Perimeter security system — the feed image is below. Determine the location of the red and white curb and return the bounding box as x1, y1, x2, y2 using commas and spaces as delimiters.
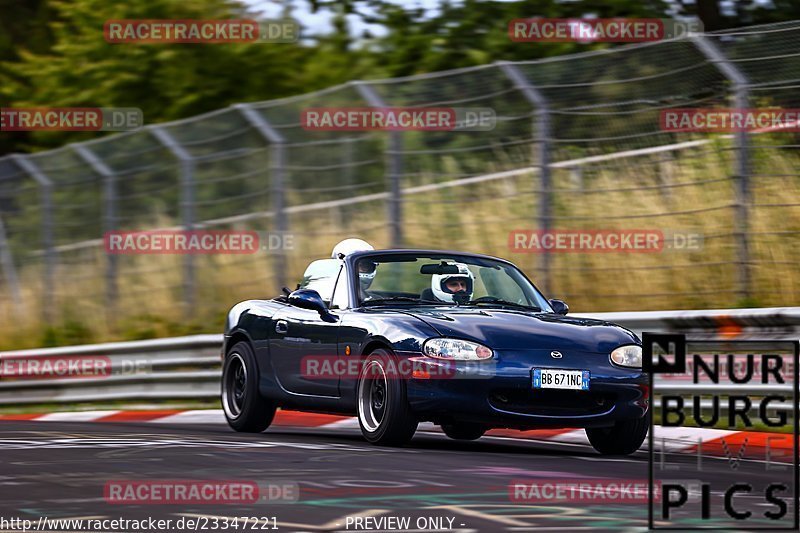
1, 409, 792, 462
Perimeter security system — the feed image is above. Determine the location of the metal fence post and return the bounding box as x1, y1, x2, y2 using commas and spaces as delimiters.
691, 34, 751, 301
74, 144, 118, 313
10, 154, 55, 323
150, 127, 196, 312
353, 82, 403, 248
343, 136, 355, 189
234, 103, 288, 289
498, 62, 553, 294
0, 216, 23, 313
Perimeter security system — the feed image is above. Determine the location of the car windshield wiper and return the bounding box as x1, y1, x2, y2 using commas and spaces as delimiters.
361, 296, 445, 306
466, 297, 541, 311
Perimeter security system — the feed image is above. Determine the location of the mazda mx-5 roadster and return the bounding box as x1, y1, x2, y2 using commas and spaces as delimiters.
221, 239, 649, 454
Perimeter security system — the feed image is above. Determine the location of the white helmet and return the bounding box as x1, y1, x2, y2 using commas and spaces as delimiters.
331, 238, 373, 259
331, 238, 376, 291
431, 262, 474, 303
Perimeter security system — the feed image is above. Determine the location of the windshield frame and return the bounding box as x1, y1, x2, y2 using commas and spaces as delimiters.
345, 250, 554, 312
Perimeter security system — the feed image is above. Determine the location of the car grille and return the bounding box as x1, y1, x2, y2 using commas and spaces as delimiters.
489, 388, 616, 417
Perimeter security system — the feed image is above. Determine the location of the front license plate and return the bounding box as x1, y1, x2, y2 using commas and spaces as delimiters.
533, 369, 590, 390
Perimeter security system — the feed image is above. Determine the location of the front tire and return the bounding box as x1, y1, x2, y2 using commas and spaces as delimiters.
357, 350, 418, 446
585, 414, 649, 455
222, 341, 277, 433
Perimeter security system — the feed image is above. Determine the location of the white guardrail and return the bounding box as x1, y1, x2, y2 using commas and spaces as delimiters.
0, 307, 797, 405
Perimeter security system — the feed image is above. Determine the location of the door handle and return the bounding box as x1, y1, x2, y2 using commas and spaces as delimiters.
275, 320, 289, 334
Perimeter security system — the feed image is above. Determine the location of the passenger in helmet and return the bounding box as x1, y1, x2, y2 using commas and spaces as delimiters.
331, 238, 378, 299
358, 259, 377, 293
431, 263, 474, 304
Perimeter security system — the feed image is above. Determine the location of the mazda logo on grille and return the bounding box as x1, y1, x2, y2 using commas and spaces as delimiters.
550, 351, 563, 358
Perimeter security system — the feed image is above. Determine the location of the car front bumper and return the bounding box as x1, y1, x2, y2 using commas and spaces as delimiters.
400, 349, 648, 429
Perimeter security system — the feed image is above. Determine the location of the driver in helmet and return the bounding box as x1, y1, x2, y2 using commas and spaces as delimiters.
431, 263, 474, 304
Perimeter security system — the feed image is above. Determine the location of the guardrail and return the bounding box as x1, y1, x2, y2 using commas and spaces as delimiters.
0, 308, 797, 405
0, 335, 222, 405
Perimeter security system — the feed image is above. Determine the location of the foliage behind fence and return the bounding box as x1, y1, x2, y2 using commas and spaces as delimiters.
1, 21, 799, 347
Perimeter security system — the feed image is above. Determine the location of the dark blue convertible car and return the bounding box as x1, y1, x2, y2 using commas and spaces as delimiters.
221, 241, 648, 455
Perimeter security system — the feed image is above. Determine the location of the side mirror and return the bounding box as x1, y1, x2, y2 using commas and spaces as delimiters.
289, 289, 327, 313
288, 289, 337, 321
549, 299, 569, 315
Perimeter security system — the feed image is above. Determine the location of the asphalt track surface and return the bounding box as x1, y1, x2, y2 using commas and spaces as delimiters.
0, 420, 795, 532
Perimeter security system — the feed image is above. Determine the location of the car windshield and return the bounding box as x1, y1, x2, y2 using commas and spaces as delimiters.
354, 253, 553, 312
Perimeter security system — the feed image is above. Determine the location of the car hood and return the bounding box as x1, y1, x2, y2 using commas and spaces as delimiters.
400, 306, 639, 353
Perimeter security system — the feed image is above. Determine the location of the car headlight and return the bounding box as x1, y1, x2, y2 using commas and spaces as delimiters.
423, 338, 493, 361
610, 345, 642, 368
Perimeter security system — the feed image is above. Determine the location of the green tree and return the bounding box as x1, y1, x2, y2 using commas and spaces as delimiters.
311, 0, 670, 77
0, 0, 320, 152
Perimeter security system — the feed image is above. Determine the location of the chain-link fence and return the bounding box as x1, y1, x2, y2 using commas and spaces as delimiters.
1, 21, 799, 342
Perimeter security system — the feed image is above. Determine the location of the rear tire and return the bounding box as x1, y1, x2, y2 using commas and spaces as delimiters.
442, 423, 486, 441
222, 341, 277, 433
357, 349, 418, 446
585, 413, 649, 455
